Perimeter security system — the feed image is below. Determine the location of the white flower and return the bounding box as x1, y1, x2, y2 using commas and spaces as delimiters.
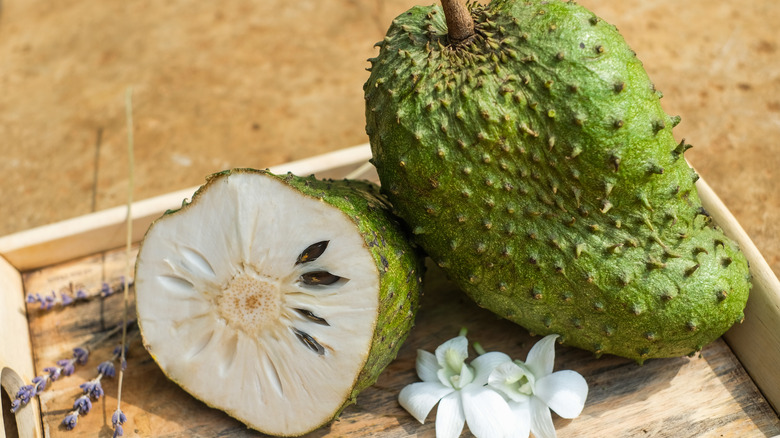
398, 334, 519, 438
488, 335, 588, 438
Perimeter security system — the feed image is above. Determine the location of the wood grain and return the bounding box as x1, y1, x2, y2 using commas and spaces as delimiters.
22, 254, 780, 437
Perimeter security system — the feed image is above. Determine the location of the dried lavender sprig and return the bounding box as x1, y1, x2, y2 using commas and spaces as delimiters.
113, 86, 136, 438
26, 291, 57, 310
112, 408, 127, 437
62, 390, 95, 430
58, 309, 133, 429
26, 280, 133, 312
9, 347, 90, 413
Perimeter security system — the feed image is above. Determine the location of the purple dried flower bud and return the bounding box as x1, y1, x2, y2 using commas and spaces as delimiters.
80, 380, 104, 400
26, 294, 37, 304
41, 292, 56, 310
57, 359, 76, 377
112, 345, 128, 357
73, 347, 89, 364
61, 292, 74, 306
76, 288, 88, 299
112, 408, 127, 437
10, 398, 22, 413
62, 412, 79, 430
31, 376, 48, 393
112, 409, 127, 427
98, 360, 116, 378
73, 395, 92, 415
101, 282, 112, 296
16, 385, 35, 403
44, 366, 62, 381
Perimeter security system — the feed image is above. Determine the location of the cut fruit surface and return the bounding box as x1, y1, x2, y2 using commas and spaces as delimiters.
135, 169, 424, 436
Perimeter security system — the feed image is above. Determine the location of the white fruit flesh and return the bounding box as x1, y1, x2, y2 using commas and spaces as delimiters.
135, 172, 380, 435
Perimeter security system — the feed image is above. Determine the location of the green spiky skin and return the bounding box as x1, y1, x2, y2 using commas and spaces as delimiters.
364, 0, 750, 362
151, 169, 425, 430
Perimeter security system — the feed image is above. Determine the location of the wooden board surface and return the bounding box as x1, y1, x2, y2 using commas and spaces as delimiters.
22, 250, 780, 437
0, 255, 43, 438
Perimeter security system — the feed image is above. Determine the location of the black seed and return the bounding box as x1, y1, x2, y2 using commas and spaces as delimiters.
293, 328, 325, 355
295, 308, 330, 326
296, 241, 329, 265
300, 271, 342, 286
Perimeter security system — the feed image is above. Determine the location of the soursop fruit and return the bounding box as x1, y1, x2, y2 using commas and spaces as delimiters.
364, 0, 750, 362
134, 169, 424, 436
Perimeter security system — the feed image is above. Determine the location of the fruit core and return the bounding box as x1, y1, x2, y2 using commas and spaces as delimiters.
217, 271, 282, 334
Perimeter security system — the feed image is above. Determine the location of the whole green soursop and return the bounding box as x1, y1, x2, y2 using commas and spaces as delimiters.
364, 0, 750, 362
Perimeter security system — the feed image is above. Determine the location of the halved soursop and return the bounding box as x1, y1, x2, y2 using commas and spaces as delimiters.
364, 0, 751, 362
134, 168, 424, 436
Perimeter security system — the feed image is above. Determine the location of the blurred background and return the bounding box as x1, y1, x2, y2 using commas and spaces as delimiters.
0, 0, 778, 277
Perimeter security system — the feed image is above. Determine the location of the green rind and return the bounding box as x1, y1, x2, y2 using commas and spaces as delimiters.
270, 171, 425, 409
137, 169, 424, 435
364, 0, 750, 361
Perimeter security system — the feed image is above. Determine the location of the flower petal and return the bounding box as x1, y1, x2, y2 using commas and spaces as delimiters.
435, 391, 466, 438
488, 361, 531, 402
508, 397, 532, 438
530, 396, 557, 438
471, 351, 512, 385
461, 385, 516, 438
534, 370, 588, 419
436, 336, 469, 368
525, 334, 559, 378
436, 336, 470, 387
417, 349, 441, 382
398, 382, 454, 424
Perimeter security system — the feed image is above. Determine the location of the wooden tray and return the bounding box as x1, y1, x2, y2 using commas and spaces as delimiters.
1, 144, 779, 437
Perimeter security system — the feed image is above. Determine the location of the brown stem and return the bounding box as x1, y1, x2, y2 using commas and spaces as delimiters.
441, 0, 475, 44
